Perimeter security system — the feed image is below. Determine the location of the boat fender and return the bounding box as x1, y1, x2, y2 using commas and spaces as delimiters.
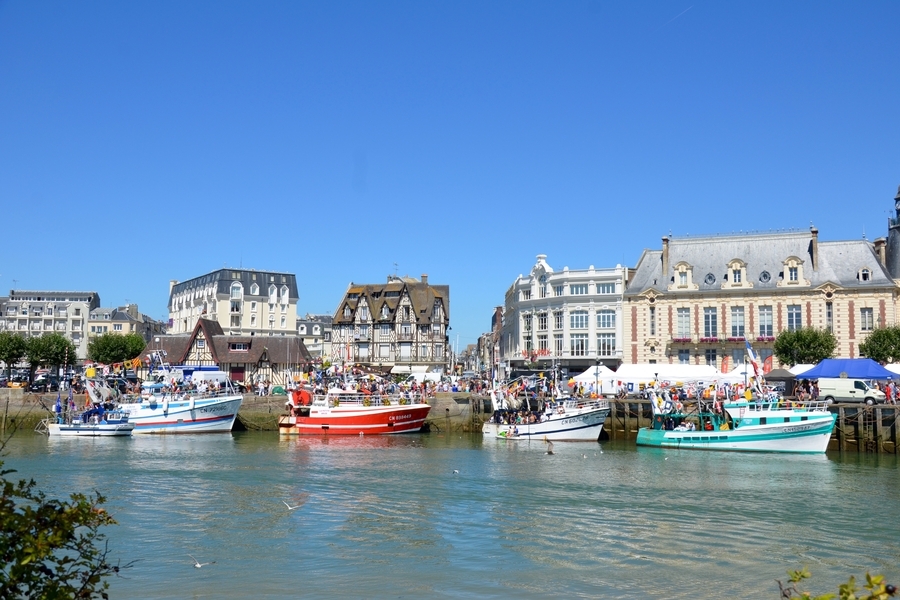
162, 396, 169, 415
363, 398, 370, 407
189, 395, 195, 411
383, 398, 390, 406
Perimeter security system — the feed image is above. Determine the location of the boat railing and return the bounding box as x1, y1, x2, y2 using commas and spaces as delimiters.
728, 398, 830, 413
317, 391, 425, 407
133, 387, 239, 404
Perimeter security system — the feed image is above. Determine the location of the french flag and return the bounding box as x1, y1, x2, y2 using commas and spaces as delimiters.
745, 340, 761, 378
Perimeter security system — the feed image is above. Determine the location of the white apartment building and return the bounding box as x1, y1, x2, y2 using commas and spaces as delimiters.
499, 255, 629, 378
0, 290, 101, 360
168, 269, 299, 336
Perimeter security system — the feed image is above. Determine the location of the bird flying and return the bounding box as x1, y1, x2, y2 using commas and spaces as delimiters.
189, 555, 216, 568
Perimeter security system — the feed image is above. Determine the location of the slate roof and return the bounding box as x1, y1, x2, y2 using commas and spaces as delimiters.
333, 277, 450, 325
626, 230, 894, 295
169, 268, 299, 304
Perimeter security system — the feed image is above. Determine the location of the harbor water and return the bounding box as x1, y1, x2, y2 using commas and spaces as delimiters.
3, 432, 899, 599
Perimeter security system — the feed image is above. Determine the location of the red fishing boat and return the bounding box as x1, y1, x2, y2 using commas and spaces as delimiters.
277, 388, 432, 435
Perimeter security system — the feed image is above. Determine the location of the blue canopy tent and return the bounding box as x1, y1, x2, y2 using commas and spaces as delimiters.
795, 358, 896, 380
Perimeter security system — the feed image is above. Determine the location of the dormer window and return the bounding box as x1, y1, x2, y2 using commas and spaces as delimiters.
670, 262, 698, 291
250, 283, 259, 295
724, 259, 750, 289
343, 306, 351, 318
859, 268, 871, 282
779, 257, 807, 287
732, 269, 742, 283
381, 305, 389, 318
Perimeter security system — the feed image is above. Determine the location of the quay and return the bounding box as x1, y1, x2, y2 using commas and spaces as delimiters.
4, 389, 899, 453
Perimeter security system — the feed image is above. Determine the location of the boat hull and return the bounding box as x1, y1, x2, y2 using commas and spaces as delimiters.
119, 395, 243, 434
483, 406, 610, 442
47, 422, 134, 437
635, 415, 835, 453
278, 403, 432, 435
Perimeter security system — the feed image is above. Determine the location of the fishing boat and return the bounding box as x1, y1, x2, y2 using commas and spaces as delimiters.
277, 388, 432, 435
85, 377, 243, 434
484, 398, 610, 442
43, 406, 135, 437
635, 391, 836, 453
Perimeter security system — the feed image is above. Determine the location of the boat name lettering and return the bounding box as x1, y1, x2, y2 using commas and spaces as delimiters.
561, 416, 587, 425
783, 425, 813, 433
388, 414, 412, 421
200, 405, 229, 414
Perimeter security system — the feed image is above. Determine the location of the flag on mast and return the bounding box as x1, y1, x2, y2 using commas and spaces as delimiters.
745, 340, 761, 378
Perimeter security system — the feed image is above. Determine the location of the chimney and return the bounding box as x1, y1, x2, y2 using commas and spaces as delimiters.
421, 274, 428, 285
875, 237, 887, 266
810, 226, 819, 271
169, 280, 178, 294
661, 236, 669, 281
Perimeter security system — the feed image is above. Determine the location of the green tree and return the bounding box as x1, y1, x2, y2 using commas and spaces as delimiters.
858, 326, 900, 364
24, 334, 77, 381
86, 333, 146, 365
0, 332, 28, 378
773, 328, 837, 366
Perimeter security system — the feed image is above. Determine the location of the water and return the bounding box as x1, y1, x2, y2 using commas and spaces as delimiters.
3, 432, 899, 599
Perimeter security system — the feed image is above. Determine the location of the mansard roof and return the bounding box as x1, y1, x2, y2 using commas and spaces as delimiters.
626, 230, 894, 296
169, 268, 299, 304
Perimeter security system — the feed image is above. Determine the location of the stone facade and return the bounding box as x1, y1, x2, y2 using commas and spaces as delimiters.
168, 269, 299, 337
498, 255, 629, 378
623, 226, 899, 369
1, 290, 100, 360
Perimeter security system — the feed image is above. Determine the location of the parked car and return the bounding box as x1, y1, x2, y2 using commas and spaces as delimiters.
29, 376, 60, 393
8, 376, 29, 388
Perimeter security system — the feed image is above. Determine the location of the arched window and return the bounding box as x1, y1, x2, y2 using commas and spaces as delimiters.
268, 285, 277, 303
230, 282, 243, 299
280, 285, 289, 304
250, 283, 259, 295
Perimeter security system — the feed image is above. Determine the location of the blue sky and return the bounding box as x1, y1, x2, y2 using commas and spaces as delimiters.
2, 1, 899, 351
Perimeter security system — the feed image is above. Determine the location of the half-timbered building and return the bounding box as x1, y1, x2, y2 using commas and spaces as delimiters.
330, 274, 450, 374
146, 318, 312, 387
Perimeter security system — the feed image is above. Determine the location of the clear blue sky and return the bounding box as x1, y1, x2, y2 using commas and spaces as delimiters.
2, 1, 899, 351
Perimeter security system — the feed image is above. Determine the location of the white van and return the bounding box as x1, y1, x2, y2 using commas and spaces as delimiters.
817, 378, 885, 405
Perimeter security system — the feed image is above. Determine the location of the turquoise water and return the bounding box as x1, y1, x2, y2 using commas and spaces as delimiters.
3, 432, 899, 599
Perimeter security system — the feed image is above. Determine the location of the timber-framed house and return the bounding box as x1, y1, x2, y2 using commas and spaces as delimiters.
330, 274, 450, 374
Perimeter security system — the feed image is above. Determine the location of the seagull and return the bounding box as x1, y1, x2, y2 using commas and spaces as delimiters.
545, 441, 554, 455
582, 454, 587, 459
188, 554, 215, 568
283, 500, 302, 511
453, 469, 459, 474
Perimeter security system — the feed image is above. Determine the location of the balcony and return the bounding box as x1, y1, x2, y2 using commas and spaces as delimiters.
671, 337, 692, 343
698, 337, 719, 343
398, 332, 414, 341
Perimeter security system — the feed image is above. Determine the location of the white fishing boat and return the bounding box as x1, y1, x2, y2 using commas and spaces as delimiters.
483, 397, 610, 442
44, 406, 134, 437
85, 362, 243, 434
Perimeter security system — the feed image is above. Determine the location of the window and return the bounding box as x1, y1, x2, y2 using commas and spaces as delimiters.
313, 326, 320, 335
649, 307, 656, 336
730, 307, 745, 338
826, 302, 833, 332
570, 334, 588, 356
860, 269, 871, 281
401, 323, 412, 336
597, 283, 615, 294
420, 344, 428, 358
380, 324, 391, 339
539, 285, 547, 298
250, 315, 256, 326
299, 325, 307, 334
230, 343, 249, 351
251, 301, 257, 312
788, 266, 799, 282
231, 315, 240, 327
678, 349, 690, 364
524, 335, 533, 352
787, 305, 802, 331
523, 314, 532, 331
231, 301, 241, 313
521, 289, 532, 300
570, 311, 588, 329
381, 305, 389, 318
358, 343, 369, 358
359, 306, 370, 320
434, 344, 443, 359
344, 306, 351, 318
555, 285, 564, 297
678, 271, 687, 286
703, 307, 717, 338
268, 285, 277, 302
554, 334, 563, 355
538, 313, 548, 331
597, 310, 615, 329
359, 325, 369, 338
197, 339, 205, 348
570, 284, 588, 295
250, 283, 259, 295
379, 344, 390, 358
705, 349, 717, 366
597, 333, 615, 356
231, 283, 243, 299
759, 306, 773, 337
281, 316, 286, 329
280, 285, 289, 303
538, 334, 548, 352
554, 311, 564, 330
861, 307, 874, 332
732, 269, 742, 283
113, 324, 122, 332
676, 308, 690, 338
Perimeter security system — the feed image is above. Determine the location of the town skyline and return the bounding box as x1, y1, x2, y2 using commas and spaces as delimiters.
2, 2, 899, 349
